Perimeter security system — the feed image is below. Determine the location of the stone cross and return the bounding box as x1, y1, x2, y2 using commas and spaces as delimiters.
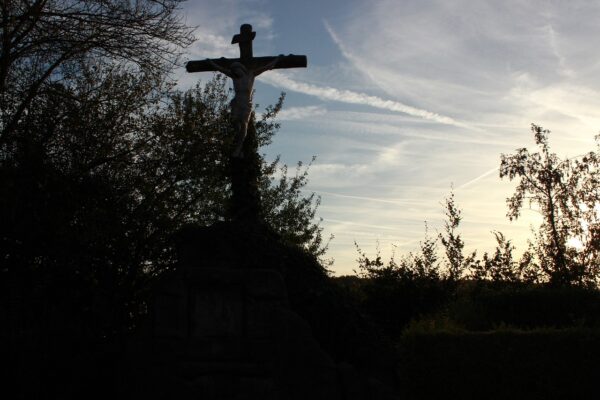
186, 24, 307, 158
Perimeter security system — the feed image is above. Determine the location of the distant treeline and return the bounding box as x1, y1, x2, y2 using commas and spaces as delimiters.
354, 125, 600, 290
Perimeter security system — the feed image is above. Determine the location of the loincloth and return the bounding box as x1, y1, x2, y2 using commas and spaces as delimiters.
230, 98, 252, 122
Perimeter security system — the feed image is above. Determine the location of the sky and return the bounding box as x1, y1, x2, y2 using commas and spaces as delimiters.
177, 0, 600, 275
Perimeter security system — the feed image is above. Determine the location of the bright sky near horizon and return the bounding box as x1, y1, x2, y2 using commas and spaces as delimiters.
177, 0, 600, 275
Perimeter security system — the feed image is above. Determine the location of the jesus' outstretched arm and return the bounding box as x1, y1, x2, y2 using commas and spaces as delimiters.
253, 55, 282, 76
206, 59, 232, 77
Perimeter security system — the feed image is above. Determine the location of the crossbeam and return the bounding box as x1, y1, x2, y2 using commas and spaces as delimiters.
186, 55, 307, 73
185, 23, 307, 73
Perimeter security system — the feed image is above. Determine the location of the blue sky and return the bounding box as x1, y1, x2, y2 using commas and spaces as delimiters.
177, 0, 600, 275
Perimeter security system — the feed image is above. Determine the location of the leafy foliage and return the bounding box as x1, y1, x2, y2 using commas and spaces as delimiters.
0, 0, 193, 140
2, 68, 329, 342
2, 65, 177, 336
500, 124, 600, 286
470, 232, 539, 284
261, 157, 332, 265
354, 228, 451, 338
439, 190, 479, 282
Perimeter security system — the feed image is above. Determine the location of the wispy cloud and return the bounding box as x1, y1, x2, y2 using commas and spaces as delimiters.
323, 20, 382, 87
458, 167, 499, 189
261, 71, 468, 127
304, 188, 427, 206
323, 218, 403, 232
182, 0, 275, 61
329, 0, 600, 130
278, 105, 327, 121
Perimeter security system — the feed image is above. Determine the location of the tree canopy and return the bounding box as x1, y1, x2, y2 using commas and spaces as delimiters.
0, 0, 193, 141
1, 70, 328, 337
500, 124, 600, 286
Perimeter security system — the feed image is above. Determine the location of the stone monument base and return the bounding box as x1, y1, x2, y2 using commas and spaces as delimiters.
126, 268, 351, 400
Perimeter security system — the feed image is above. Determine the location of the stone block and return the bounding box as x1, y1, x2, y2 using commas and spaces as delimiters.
145, 267, 360, 399
191, 289, 243, 338
153, 281, 187, 339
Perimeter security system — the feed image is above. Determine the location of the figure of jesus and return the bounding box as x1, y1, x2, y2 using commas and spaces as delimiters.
208, 57, 280, 157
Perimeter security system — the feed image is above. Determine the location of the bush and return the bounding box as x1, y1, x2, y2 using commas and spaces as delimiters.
446, 281, 600, 331
397, 328, 600, 399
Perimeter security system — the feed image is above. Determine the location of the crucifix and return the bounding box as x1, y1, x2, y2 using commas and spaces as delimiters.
186, 24, 307, 158
186, 24, 307, 221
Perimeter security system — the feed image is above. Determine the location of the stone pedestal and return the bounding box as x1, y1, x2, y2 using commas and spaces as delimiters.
135, 268, 342, 400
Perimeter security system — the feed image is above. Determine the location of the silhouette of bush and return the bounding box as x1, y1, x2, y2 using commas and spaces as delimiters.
397, 328, 600, 399
446, 281, 600, 331
335, 273, 453, 341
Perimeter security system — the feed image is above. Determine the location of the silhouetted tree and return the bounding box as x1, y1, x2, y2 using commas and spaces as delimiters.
565, 138, 600, 284
1, 64, 173, 338
0, 0, 193, 141
2, 71, 328, 335
261, 157, 331, 264
151, 80, 329, 261
439, 189, 477, 281
470, 231, 539, 283
500, 124, 595, 285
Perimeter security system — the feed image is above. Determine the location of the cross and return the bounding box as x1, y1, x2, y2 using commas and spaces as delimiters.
186, 24, 307, 73
186, 24, 307, 158
185, 24, 307, 221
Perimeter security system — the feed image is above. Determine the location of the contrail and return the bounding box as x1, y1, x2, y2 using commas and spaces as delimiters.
303, 189, 421, 206
260, 71, 467, 128
323, 21, 355, 65
458, 167, 499, 189
323, 218, 400, 231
